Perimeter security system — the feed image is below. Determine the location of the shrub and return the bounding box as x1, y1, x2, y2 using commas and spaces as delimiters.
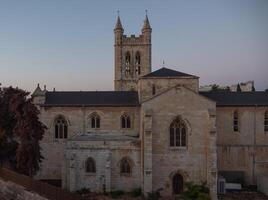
110, 190, 124, 199
131, 187, 142, 197
181, 182, 210, 200
147, 188, 162, 200
76, 187, 91, 195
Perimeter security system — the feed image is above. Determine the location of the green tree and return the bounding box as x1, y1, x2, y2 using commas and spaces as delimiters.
237, 84, 241, 92
181, 182, 210, 200
0, 87, 46, 176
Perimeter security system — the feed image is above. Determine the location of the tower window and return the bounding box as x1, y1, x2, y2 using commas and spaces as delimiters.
233, 111, 239, 132
170, 117, 187, 147
265, 111, 268, 132
121, 114, 131, 129
90, 113, 100, 128
54, 116, 68, 139
135, 52, 141, 75
125, 52, 131, 76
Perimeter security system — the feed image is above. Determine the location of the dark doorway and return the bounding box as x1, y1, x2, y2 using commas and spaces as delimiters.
173, 173, 183, 194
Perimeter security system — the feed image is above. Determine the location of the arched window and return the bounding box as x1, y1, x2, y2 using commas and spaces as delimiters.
135, 51, 141, 75
120, 157, 132, 175
91, 113, 100, 128
85, 157, 96, 173
152, 84, 156, 95
170, 117, 187, 147
54, 116, 68, 139
233, 111, 239, 132
121, 114, 131, 129
265, 111, 268, 132
125, 52, 131, 76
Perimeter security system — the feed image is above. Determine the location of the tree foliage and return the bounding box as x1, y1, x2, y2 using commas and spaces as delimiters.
181, 182, 210, 200
0, 87, 46, 176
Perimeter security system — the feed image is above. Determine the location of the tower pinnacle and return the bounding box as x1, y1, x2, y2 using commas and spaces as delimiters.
142, 10, 151, 30
114, 11, 123, 30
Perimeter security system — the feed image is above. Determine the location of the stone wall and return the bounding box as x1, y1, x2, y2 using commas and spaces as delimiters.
0, 178, 48, 200
66, 139, 141, 192
36, 106, 140, 183
141, 85, 217, 199
216, 107, 268, 185
138, 77, 199, 102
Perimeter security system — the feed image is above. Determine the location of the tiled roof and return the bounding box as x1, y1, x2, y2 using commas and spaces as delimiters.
43, 91, 139, 107
142, 67, 197, 78
200, 91, 268, 106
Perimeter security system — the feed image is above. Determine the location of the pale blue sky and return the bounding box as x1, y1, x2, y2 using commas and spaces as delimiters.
0, 0, 268, 92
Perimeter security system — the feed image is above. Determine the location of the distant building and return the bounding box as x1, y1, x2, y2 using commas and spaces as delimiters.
32, 15, 268, 200
200, 81, 255, 92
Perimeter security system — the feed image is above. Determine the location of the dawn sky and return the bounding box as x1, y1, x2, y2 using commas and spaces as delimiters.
0, 0, 268, 92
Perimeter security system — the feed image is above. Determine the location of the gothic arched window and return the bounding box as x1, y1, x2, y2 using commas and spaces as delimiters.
85, 157, 96, 173
54, 116, 68, 139
265, 111, 268, 132
125, 52, 131, 76
120, 157, 132, 175
233, 111, 239, 132
91, 113, 100, 128
170, 117, 187, 147
135, 51, 141, 75
121, 114, 131, 129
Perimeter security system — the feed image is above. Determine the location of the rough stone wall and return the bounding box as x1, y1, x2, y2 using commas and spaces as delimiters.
0, 178, 48, 200
138, 77, 199, 102
216, 107, 268, 185
141, 85, 217, 199
36, 106, 140, 183
66, 140, 141, 192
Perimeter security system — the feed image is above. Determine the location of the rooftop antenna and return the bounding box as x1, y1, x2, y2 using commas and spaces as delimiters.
162, 60, 165, 67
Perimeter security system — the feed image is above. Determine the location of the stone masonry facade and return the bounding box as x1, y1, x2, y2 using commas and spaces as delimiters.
32, 15, 268, 200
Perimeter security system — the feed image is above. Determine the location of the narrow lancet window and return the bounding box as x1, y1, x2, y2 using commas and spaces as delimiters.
233, 111, 239, 132
265, 111, 268, 132
91, 113, 100, 128
135, 51, 141, 75
120, 157, 131, 175
54, 116, 68, 139
86, 157, 96, 173
121, 114, 131, 129
170, 117, 187, 147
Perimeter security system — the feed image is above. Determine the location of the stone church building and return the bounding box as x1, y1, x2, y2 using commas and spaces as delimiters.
32, 15, 268, 199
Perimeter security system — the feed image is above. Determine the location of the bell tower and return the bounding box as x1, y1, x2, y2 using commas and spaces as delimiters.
114, 13, 152, 91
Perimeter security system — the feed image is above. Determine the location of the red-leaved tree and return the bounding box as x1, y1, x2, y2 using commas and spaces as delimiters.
0, 86, 46, 176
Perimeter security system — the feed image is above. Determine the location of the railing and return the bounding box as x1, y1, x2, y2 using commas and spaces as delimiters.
0, 167, 83, 200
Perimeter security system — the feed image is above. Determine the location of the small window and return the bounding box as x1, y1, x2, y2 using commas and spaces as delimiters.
152, 85, 156, 95
86, 157, 96, 173
121, 114, 131, 129
233, 111, 239, 132
170, 117, 187, 147
125, 52, 131, 76
54, 116, 68, 139
120, 157, 131, 175
91, 113, 100, 128
135, 52, 141, 75
265, 111, 268, 132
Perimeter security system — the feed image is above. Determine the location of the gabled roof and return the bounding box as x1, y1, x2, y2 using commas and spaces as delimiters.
142, 67, 197, 78
200, 91, 268, 106
43, 91, 139, 107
